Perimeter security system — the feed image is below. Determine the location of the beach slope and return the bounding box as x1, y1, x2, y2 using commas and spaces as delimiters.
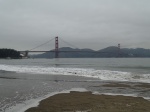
25, 91, 150, 112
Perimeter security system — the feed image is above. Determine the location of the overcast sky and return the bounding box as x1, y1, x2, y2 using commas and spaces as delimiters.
0, 0, 150, 51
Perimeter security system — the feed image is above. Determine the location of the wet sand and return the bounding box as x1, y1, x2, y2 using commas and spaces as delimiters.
25, 91, 150, 112
3, 73, 149, 112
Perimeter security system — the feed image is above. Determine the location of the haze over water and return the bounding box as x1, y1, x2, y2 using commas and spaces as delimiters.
0, 58, 150, 112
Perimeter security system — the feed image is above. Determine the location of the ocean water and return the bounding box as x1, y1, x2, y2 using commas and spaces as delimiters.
0, 58, 150, 112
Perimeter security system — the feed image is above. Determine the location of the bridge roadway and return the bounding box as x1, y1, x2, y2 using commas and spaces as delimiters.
19, 50, 113, 53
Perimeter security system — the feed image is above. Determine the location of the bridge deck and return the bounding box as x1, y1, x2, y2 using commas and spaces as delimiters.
19, 51, 113, 53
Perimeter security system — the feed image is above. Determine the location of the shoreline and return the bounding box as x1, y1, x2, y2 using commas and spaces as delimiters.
5, 88, 150, 112
4, 74, 150, 112
5, 80, 150, 112
6, 88, 87, 112
25, 90, 150, 112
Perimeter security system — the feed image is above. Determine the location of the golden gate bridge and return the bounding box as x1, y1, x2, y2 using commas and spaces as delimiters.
19, 37, 121, 58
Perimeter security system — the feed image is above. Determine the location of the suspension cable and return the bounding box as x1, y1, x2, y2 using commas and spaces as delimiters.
29, 37, 55, 51
59, 37, 79, 49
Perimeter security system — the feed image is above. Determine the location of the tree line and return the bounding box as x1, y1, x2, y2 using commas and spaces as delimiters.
0, 49, 21, 59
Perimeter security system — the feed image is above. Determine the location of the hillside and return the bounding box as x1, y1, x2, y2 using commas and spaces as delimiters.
30, 47, 150, 58
31, 47, 95, 58
0, 49, 21, 59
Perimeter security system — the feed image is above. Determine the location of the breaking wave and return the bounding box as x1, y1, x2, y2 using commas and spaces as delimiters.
0, 64, 150, 83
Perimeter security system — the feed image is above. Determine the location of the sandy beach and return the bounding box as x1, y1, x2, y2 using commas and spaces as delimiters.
25, 82, 150, 112
1, 73, 150, 112
25, 91, 150, 112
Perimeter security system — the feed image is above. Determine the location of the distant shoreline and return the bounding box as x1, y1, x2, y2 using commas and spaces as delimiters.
31, 47, 150, 58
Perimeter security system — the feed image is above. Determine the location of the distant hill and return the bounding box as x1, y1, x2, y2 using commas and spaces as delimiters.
122, 48, 150, 57
30, 47, 150, 58
31, 47, 95, 58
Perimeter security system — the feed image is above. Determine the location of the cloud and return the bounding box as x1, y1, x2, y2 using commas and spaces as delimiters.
0, 0, 150, 50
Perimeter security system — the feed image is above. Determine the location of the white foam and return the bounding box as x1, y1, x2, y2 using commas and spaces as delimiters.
5, 88, 87, 112
0, 64, 150, 83
93, 92, 150, 100
6, 88, 150, 112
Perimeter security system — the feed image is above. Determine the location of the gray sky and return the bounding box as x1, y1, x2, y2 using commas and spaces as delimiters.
0, 0, 150, 51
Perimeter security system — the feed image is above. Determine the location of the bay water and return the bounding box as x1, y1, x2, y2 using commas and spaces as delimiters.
0, 58, 150, 112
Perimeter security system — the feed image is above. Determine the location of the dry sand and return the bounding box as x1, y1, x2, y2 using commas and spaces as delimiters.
25, 91, 150, 112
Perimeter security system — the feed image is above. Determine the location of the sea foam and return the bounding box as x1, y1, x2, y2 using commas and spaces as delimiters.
0, 64, 150, 83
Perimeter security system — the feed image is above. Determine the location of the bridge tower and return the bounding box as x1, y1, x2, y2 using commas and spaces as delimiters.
118, 44, 120, 57
55, 37, 59, 58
